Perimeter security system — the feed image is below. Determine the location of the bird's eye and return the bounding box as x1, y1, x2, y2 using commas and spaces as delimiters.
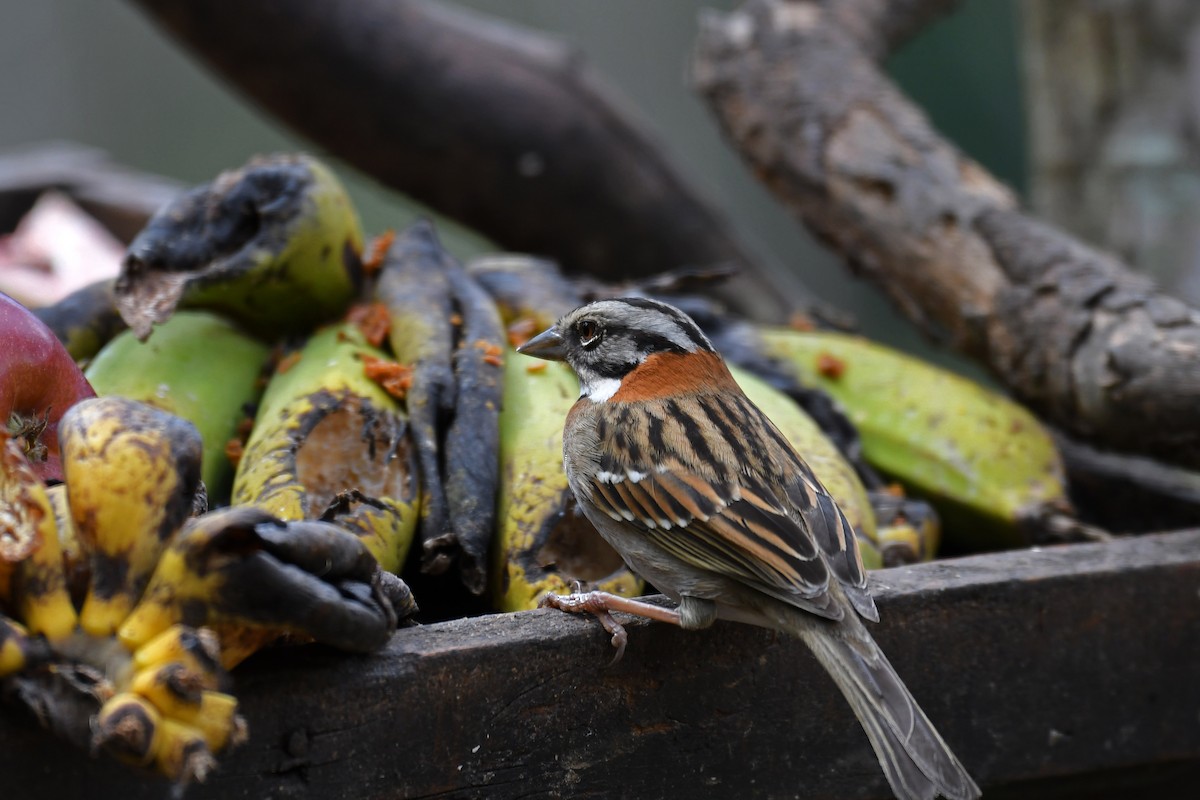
577, 319, 601, 348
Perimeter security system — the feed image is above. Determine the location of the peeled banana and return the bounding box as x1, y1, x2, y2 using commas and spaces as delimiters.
758, 328, 1077, 550
85, 310, 271, 503
232, 322, 418, 574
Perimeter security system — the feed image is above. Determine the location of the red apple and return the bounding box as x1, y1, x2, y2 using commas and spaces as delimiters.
0, 291, 95, 481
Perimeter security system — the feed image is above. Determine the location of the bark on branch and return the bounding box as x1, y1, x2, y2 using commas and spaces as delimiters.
694, 0, 1200, 469
125, 0, 811, 319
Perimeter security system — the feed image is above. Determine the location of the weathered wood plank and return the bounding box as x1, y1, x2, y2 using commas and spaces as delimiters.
3, 531, 1198, 798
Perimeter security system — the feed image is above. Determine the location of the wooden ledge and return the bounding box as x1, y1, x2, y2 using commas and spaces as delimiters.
3, 531, 1198, 798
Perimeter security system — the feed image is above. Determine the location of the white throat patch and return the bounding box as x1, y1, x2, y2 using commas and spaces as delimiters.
581, 377, 621, 402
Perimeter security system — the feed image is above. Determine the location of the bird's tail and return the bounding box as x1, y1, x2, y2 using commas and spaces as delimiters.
796, 618, 981, 800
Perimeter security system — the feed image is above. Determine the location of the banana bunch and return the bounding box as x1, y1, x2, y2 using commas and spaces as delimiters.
1, 395, 413, 785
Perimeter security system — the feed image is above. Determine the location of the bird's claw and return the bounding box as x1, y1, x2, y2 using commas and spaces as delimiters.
540, 589, 628, 665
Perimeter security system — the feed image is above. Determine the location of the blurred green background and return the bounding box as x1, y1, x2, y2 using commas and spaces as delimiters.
0, 0, 1024, 353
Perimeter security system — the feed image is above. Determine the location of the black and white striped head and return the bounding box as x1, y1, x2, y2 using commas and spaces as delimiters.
517, 298, 717, 401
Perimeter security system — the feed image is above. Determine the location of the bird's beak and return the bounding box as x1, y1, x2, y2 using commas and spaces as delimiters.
516, 326, 567, 361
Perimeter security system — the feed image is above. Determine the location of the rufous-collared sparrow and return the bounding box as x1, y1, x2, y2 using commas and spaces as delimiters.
517, 297, 980, 800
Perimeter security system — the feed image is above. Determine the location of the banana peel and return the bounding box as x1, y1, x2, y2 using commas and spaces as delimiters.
494, 347, 642, 612
232, 322, 418, 574
439, 258, 504, 594
374, 221, 457, 573
116, 153, 365, 340
58, 396, 203, 637
759, 328, 1078, 550
85, 310, 271, 503
0, 432, 78, 640
729, 366, 884, 571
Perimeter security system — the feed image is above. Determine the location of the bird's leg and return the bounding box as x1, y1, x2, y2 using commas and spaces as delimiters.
539, 589, 682, 664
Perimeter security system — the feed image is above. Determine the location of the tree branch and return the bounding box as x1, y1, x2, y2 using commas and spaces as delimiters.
694, 0, 1200, 469
125, 0, 814, 319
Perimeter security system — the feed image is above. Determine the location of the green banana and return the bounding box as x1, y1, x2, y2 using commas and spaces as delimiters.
58, 396, 203, 636
116, 153, 365, 340
231, 322, 418, 574
493, 347, 643, 612
758, 328, 1077, 550
119, 506, 410, 668
85, 311, 271, 503
729, 366, 883, 571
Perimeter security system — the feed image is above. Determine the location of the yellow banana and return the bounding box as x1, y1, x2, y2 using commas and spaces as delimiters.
59, 396, 203, 636
120, 506, 408, 668
117, 153, 365, 340
1, 616, 50, 677
729, 366, 883, 571
0, 433, 78, 640
758, 328, 1077, 550
232, 322, 418, 573
85, 310, 271, 503
130, 662, 245, 752
93, 692, 217, 783
493, 345, 643, 612
131, 624, 223, 688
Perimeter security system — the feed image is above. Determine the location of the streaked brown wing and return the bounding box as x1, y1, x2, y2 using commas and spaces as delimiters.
587, 391, 878, 621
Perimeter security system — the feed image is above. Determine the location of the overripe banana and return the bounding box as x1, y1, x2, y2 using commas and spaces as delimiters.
58, 396, 203, 636
493, 346, 643, 611
93, 692, 218, 783
85, 310, 271, 503
119, 507, 410, 668
232, 322, 418, 574
374, 221, 457, 574
758, 328, 1081, 550
0, 616, 50, 677
117, 153, 365, 340
439, 255, 504, 595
